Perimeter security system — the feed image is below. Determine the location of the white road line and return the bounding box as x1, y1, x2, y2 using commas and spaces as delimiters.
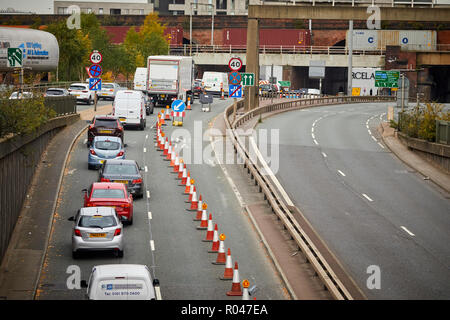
362, 193, 373, 202
313, 139, 319, 145
145, 166, 148, 172
372, 136, 377, 142
150, 240, 155, 251
338, 170, 346, 177
143, 147, 147, 153
84, 139, 87, 144
378, 142, 385, 149
401, 226, 415, 237
147, 190, 150, 199
148, 211, 152, 220
145, 134, 148, 139
368, 129, 372, 135
321, 152, 327, 158
311, 133, 315, 139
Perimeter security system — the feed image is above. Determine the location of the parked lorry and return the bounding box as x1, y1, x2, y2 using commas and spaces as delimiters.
146, 56, 193, 107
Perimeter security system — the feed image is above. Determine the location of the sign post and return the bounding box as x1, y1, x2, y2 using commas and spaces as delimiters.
89, 50, 102, 111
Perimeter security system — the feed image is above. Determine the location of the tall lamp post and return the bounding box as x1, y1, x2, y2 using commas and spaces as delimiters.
190, 2, 214, 56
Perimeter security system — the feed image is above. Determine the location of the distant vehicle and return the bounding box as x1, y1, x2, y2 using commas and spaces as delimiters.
68, 83, 96, 105
44, 88, 69, 97
143, 93, 154, 115
87, 115, 124, 148
307, 88, 321, 96
83, 182, 134, 225
9, 91, 33, 99
98, 159, 144, 198
88, 136, 125, 170
98, 83, 120, 101
133, 67, 147, 92
202, 72, 228, 97
192, 79, 204, 98
81, 264, 161, 300
113, 90, 146, 130
147, 55, 193, 107
68, 207, 124, 259
259, 84, 277, 94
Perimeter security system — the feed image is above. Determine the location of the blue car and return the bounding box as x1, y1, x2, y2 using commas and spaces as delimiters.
88, 136, 125, 170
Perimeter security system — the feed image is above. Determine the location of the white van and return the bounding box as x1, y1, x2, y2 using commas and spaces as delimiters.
81, 264, 161, 300
134, 67, 147, 91
202, 71, 229, 96
113, 90, 146, 130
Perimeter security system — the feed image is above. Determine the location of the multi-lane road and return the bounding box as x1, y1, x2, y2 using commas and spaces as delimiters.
257, 102, 450, 299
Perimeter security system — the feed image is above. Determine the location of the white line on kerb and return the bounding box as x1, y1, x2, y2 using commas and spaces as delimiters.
148, 211, 152, 220
401, 226, 415, 237
362, 193, 373, 202
150, 240, 155, 251
338, 170, 346, 177
146, 190, 150, 199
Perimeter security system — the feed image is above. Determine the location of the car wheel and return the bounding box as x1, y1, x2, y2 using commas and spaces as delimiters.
72, 251, 80, 259
88, 164, 94, 170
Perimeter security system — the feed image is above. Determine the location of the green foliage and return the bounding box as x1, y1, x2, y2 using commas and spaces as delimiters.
0, 91, 56, 139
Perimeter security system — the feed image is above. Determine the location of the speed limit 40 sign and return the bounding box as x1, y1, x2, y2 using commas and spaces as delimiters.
228, 57, 243, 72
90, 50, 103, 64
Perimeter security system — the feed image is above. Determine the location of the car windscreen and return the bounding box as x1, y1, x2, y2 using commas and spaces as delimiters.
95, 140, 120, 150
79, 215, 117, 228
102, 84, 114, 89
94, 119, 118, 128
92, 188, 126, 199
69, 85, 86, 90
46, 89, 64, 95
104, 164, 138, 175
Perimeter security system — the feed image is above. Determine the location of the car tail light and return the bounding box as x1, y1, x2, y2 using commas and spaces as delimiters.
116, 151, 124, 157
121, 203, 130, 208
109, 89, 113, 92
74, 229, 82, 237
100, 178, 110, 182
114, 228, 122, 236
82, 90, 88, 93
132, 178, 142, 184
90, 149, 96, 155
86, 203, 94, 207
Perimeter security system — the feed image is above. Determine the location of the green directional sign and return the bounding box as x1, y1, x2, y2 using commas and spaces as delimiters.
375, 70, 399, 88
241, 72, 255, 86
7, 48, 23, 68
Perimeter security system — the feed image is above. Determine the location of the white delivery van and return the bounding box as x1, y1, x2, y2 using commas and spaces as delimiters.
202, 72, 229, 96
134, 67, 147, 92
81, 264, 161, 300
113, 90, 146, 130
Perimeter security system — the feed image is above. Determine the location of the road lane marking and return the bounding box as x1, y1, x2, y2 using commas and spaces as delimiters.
84, 139, 87, 145
143, 147, 147, 153
368, 129, 372, 135
371, 136, 377, 142
321, 152, 327, 158
148, 211, 152, 220
145, 166, 148, 172
378, 142, 385, 149
362, 193, 373, 202
311, 133, 315, 139
338, 170, 346, 177
150, 240, 155, 251
145, 134, 148, 139
147, 190, 150, 199
401, 226, 415, 237
313, 139, 319, 145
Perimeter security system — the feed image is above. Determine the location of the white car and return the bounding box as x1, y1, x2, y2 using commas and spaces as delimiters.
81, 264, 161, 300
9, 91, 33, 99
68, 83, 96, 105
98, 83, 120, 101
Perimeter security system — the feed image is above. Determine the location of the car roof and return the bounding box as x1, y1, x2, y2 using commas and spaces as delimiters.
46, 87, 66, 90
80, 207, 116, 216
70, 83, 88, 87
92, 264, 151, 279
104, 159, 137, 166
92, 182, 126, 190
93, 136, 122, 142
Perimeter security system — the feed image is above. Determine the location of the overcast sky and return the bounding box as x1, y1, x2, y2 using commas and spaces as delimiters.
0, 0, 149, 14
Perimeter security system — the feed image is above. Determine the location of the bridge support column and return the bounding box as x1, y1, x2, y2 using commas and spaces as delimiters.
245, 18, 259, 111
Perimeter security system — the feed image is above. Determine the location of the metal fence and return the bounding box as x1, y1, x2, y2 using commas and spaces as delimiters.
44, 96, 77, 117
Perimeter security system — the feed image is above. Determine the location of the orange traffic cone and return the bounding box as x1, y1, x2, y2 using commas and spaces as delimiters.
172, 154, 179, 171
169, 149, 176, 165
212, 234, 226, 265
165, 105, 171, 121
184, 178, 193, 194
195, 201, 206, 221
163, 138, 169, 157
221, 88, 225, 100
160, 111, 166, 126
242, 280, 250, 300
202, 213, 214, 241
196, 195, 203, 215
187, 97, 191, 110
180, 170, 190, 186
187, 186, 196, 202
208, 224, 219, 253
220, 248, 233, 280
226, 262, 243, 296
188, 190, 198, 211
177, 163, 186, 179
197, 211, 209, 230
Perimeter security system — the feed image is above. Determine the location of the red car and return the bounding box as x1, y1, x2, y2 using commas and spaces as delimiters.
87, 115, 124, 147
83, 182, 134, 225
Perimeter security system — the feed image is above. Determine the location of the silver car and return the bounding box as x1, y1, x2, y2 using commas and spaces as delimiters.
69, 207, 124, 259
98, 83, 120, 100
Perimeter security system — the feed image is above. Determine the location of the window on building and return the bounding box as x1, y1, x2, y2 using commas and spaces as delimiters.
99, 8, 103, 14
87, 8, 92, 13
139, 9, 144, 14
123, 9, 129, 14
57, 7, 67, 14
110, 8, 121, 15
216, 0, 226, 10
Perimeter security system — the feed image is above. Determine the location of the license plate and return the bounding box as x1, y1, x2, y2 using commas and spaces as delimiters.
119, 118, 126, 122
75, 94, 80, 97
99, 130, 112, 133
99, 160, 105, 164
89, 233, 106, 238
101, 93, 108, 96
115, 180, 128, 184
161, 95, 165, 98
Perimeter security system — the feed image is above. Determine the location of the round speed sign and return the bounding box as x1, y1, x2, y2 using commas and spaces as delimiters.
90, 50, 103, 64
228, 57, 243, 72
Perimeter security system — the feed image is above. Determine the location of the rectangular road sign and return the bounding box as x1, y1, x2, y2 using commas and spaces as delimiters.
375, 70, 399, 88
89, 78, 102, 91
229, 85, 242, 98
7, 48, 23, 68
241, 73, 255, 86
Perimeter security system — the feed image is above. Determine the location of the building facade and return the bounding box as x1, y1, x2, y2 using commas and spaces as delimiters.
53, 1, 154, 15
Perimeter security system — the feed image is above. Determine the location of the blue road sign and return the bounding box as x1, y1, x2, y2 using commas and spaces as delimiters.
89, 78, 102, 91
228, 71, 241, 85
171, 99, 186, 113
229, 85, 242, 98
89, 64, 102, 78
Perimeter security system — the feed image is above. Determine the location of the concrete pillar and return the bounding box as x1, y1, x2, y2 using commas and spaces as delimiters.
245, 18, 259, 111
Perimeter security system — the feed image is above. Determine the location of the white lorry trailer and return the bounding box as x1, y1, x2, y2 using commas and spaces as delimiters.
146, 56, 193, 107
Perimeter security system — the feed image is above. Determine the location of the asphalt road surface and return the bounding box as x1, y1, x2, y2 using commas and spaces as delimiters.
256, 102, 450, 299
36, 97, 287, 300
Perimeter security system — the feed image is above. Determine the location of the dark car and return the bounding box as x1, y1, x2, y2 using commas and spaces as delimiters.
98, 159, 144, 198
193, 80, 204, 98
143, 93, 154, 115
87, 115, 124, 147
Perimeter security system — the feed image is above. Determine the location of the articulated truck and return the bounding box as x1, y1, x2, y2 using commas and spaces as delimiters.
146, 56, 194, 108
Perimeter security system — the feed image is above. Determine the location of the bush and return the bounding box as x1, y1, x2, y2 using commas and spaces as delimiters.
0, 90, 56, 139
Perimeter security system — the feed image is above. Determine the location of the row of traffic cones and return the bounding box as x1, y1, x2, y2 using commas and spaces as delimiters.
154, 119, 252, 299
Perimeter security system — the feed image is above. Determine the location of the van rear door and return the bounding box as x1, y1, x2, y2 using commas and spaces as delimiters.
96, 278, 151, 300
